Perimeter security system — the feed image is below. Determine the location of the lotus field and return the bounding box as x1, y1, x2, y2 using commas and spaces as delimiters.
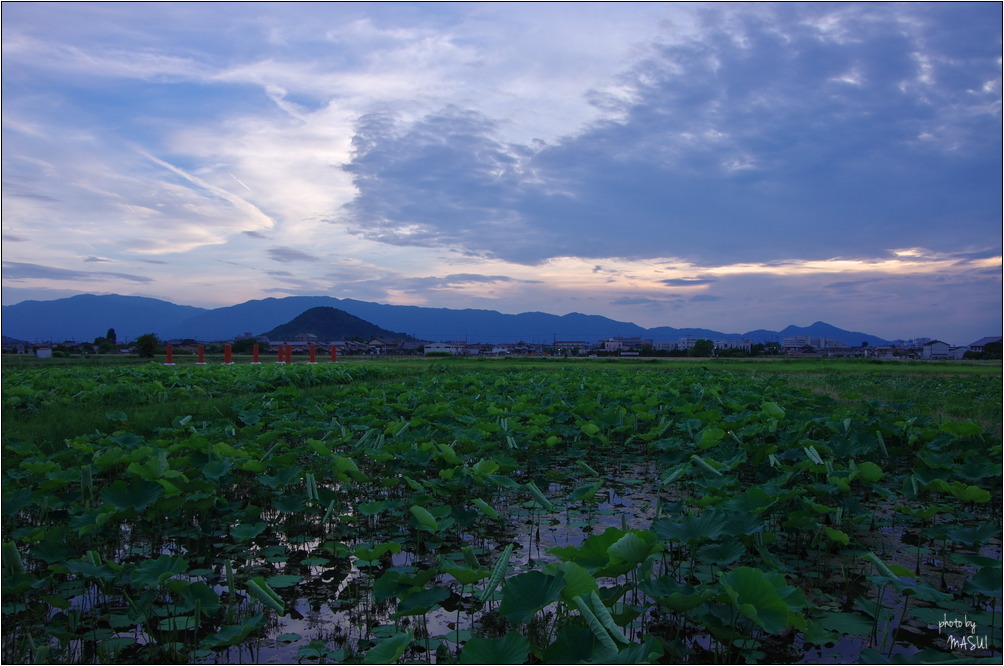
2, 359, 1001, 664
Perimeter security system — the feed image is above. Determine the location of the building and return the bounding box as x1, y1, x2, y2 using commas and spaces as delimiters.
715, 339, 753, 352
602, 336, 652, 351
553, 341, 590, 351
424, 342, 462, 355
968, 337, 1002, 354
782, 336, 847, 350
920, 340, 951, 360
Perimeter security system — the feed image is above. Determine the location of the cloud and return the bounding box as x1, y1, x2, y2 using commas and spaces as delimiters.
340, 4, 1000, 266
396, 273, 539, 292
2, 261, 154, 283
267, 246, 322, 263
661, 278, 715, 286
0, 3, 998, 345
610, 296, 678, 306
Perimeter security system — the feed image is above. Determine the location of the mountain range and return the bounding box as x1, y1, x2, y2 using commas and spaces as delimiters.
0, 293, 893, 347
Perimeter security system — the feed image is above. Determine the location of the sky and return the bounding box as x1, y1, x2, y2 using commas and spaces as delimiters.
2, 2, 1001, 345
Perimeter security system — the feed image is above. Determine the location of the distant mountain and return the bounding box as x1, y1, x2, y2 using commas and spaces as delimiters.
771, 321, 890, 348
1, 293, 895, 347
263, 307, 417, 342
0, 294, 207, 343
161, 296, 655, 343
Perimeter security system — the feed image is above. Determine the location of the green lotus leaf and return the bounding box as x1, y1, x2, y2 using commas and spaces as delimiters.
130, 555, 188, 587
202, 459, 233, 481
157, 615, 197, 631
652, 510, 728, 545
549, 527, 627, 573
607, 530, 660, 567
719, 566, 805, 635
498, 571, 566, 625
410, 504, 439, 531
100, 479, 163, 511
273, 494, 306, 513
231, 521, 266, 542
362, 630, 413, 664
265, 574, 303, 589
568, 481, 603, 503
697, 540, 746, 566
546, 561, 598, 603
200, 614, 265, 649
460, 632, 530, 665
395, 586, 450, 617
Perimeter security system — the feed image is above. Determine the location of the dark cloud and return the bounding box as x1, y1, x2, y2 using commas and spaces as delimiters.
242, 230, 270, 239
82, 256, 112, 263
267, 246, 322, 263
661, 278, 715, 286
2, 261, 154, 283
610, 296, 678, 306
340, 5, 1000, 266
342, 107, 543, 259
689, 294, 721, 302
2, 234, 28, 242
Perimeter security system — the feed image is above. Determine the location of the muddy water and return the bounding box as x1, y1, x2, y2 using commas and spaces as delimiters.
194, 458, 1000, 665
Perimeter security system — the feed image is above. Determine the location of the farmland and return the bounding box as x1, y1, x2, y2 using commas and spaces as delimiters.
2, 357, 1001, 664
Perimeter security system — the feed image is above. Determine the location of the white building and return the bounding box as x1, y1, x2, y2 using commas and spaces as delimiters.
920, 340, 951, 360
782, 336, 847, 349
715, 339, 753, 352
602, 336, 652, 351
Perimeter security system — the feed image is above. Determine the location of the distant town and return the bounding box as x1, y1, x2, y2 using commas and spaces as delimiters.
7, 332, 1001, 361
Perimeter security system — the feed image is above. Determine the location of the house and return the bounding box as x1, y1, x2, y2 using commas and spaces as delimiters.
967, 337, 1002, 354
920, 340, 951, 360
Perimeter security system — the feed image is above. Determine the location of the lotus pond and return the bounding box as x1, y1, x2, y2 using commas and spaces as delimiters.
2, 360, 1001, 664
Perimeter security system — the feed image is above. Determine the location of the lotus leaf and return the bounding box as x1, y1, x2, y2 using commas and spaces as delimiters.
361, 630, 413, 665
719, 566, 806, 634
498, 571, 566, 625
100, 479, 163, 512
459, 631, 530, 665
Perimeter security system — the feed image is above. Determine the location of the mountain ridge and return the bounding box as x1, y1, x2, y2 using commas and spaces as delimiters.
1, 293, 895, 346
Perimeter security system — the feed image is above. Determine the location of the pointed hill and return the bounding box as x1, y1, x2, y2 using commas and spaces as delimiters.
262, 307, 417, 342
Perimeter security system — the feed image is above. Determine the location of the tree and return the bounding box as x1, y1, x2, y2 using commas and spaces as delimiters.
106, 328, 117, 345
93, 335, 116, 354
134, 333, 160, 358
231, 338, 256, 354
688, 339, 715, 357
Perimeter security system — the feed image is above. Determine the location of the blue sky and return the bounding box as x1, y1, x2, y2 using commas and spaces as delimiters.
2, 2, 1000, 344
